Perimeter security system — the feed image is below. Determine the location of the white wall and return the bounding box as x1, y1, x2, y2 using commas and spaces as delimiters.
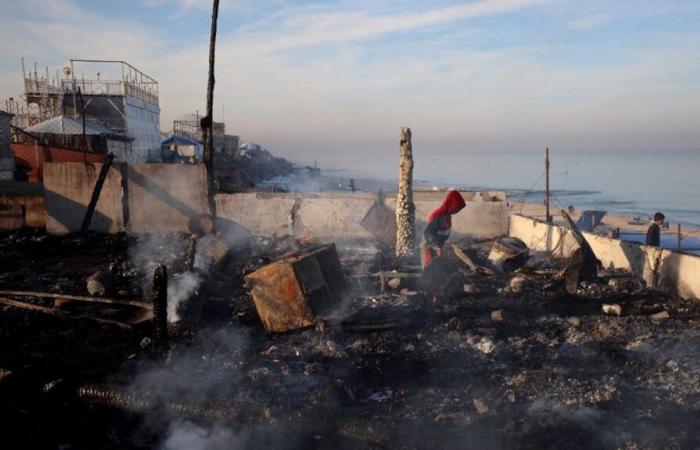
44, 162, 124, 234
214, 191, 508, 241
509, 214, 700, 300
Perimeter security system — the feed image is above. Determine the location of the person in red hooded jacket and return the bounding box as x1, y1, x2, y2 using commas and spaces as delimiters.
422, 190, 466, 268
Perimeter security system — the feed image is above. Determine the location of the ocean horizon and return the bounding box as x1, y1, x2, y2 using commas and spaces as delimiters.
313, 148, 700, 230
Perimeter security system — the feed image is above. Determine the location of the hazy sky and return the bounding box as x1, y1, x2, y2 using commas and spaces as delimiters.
1, 0, 699, 165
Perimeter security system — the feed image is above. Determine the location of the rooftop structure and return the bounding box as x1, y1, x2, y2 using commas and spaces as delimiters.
3, 59, 161, 163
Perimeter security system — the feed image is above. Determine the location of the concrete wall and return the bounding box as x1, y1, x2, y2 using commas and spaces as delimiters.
0, 112, 14, 180
127, 164, 209, 233
44, 162, 124, 234
509, 214, 700, 300
215, 191, 508, 241
0, 183, 45, 229
44, 163, 209, 234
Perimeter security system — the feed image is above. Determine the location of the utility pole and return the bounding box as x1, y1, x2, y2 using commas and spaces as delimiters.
203, 0, 220, 209
545, 147, 551, 223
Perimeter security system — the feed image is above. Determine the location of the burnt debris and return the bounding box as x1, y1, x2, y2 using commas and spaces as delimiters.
1, 229, 699, 449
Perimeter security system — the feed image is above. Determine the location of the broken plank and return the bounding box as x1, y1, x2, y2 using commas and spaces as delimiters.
0, 297, 55, 315
0, 290, 152, 310
450, 244, 496, 275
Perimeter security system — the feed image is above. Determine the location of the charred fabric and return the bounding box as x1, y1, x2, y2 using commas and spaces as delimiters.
1, 220, 700, 449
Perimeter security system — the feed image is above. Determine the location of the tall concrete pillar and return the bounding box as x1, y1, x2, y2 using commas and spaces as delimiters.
396, 127, 415, 257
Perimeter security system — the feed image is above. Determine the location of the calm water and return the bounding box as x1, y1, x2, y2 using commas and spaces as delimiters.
320, 149, 700, 229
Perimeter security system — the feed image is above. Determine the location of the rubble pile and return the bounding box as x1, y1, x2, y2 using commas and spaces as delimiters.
1, 230, 700, 449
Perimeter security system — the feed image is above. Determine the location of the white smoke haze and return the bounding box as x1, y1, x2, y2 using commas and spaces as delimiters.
128, 222, 251, 323
129, 325, 250, 402
128, 233, 195, 323
161, 421, 238, 450
167, 271, 202, 323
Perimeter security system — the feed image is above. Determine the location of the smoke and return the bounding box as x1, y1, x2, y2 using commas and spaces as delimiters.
257, 170, 322, 193
125, 324, 308, 450
167, 272, 202, 322
161, 421, 238, 450
128, 222, 252, 323
129, 325, 250, 404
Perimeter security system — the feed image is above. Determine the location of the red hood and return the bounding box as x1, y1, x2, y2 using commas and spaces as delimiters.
428, 190, 466, 222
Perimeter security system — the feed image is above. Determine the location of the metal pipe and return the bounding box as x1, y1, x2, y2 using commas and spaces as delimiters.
77, 87, 87, 162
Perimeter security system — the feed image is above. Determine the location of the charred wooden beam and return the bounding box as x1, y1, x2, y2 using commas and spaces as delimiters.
0, 290, 151, 310
151, 264, 169, 350
81, 152, 115, 234
0, 291, 152, 329
0, 296, 55, 315
450, 244, 496, 275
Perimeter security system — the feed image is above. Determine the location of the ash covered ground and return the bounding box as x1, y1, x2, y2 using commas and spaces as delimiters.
1, 230, 700, 449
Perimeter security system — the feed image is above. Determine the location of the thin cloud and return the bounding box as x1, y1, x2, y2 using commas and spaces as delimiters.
566, 13, 612, 30
232, 0, 552, 54
0, 0, 699, 158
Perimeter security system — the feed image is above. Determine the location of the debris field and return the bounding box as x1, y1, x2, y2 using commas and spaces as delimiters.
1, 230, 700, 449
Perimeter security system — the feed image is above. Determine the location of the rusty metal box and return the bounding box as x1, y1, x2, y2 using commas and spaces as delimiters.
244, 244, 345, 333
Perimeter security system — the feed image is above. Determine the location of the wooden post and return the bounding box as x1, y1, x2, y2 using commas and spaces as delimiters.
81, 153, 115, 234
396, 127, 415, 258
678, 223, 682, 251
151, 264, 169, 351
545, 147, 551, 223
203, 0, 220, 213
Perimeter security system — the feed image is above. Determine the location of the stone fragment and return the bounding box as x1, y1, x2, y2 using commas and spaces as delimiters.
387, 278, 401, 289
650, 311, 670, 321
567, 316, 581, 327
602, 304, 622, 316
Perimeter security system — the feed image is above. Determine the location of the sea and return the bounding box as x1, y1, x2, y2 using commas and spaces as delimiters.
318, 148, 700, 231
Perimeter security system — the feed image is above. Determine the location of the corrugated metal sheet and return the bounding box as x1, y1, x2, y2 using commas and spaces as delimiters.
25, 115, 117, 136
